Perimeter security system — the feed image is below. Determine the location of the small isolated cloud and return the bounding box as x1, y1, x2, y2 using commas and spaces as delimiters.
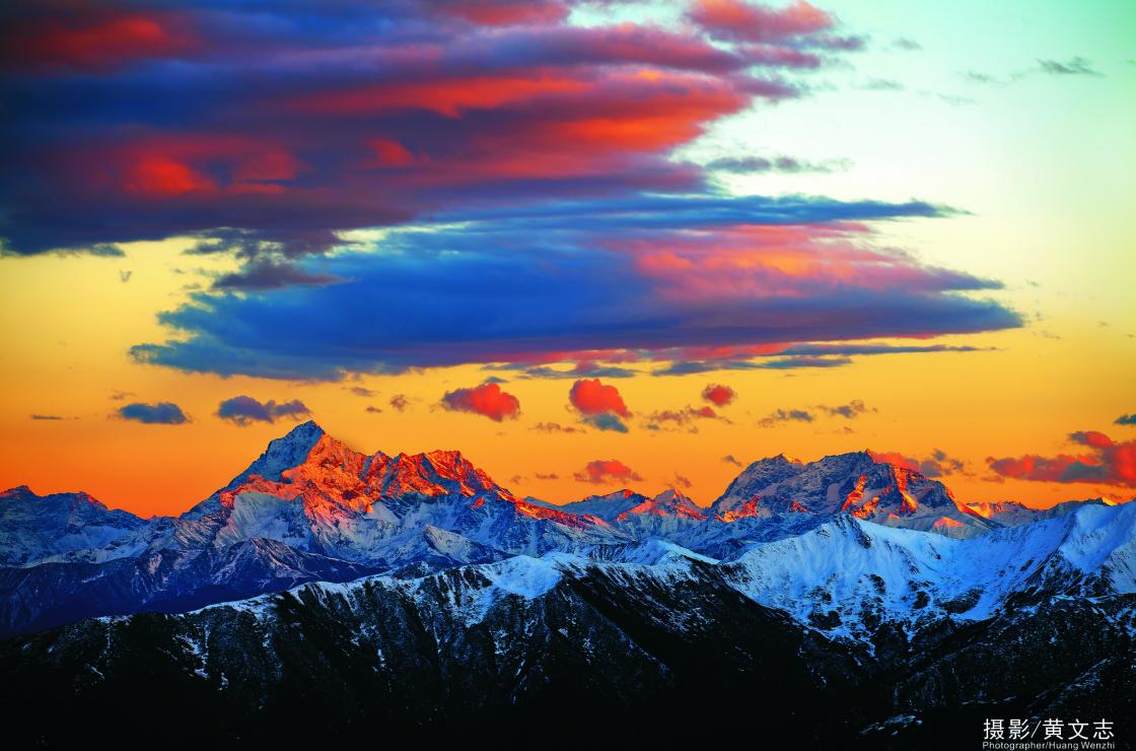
365, 405, 383, 414
441, 382, 521, 422
109, 390, 133, 401
891, 37, 921, 51
118, 402, 188, 425
1115, 414, 1136, 426
347, 386, 377, 397
119, 270, 132, 283
216, 395, 310, 426
673, 473, 694, 489
702, 384, 736, 407
535, 472, 560, 481
645, 405, 719, 432
389, 394, 409, 412
570, 378, 630, 432
1038, 57, 1101, 76
532, 421, 582, 434
30, 414, 64, 421
574, 459, 644, 485
569, 378, 630, 417
722, 454, 743, 467
757, 408, 814, 427
820, 399, 873, 419
987, 431, 1136, 487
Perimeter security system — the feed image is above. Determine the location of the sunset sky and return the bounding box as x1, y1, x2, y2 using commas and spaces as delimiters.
1, 0, 1133, 517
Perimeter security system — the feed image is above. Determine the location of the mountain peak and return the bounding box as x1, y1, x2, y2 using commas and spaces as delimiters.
1, 485, 36, 501
228, 420, 328, 487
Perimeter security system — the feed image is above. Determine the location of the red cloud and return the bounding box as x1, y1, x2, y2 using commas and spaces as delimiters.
2, 11, 197, 71
702, 383, 736, 406
441, 383, 521, 421
573, 459, 644, 485
689, 0, 833, 43
987, 431, 1136, 487
431, 0, 570, 27
569, 378, 630, 417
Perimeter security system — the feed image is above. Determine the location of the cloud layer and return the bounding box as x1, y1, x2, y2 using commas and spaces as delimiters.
3, 1, 1019, 382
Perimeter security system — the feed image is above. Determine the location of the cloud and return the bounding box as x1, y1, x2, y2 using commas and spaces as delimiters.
688, 0, 860, 49
583, 413, 629, 433
1, 0, 861, 261
569, 378, 630, 418
212, 262, 340, 291
347, 386, 377, 398
216, 395, 310, 426
702, 383, 736, 407
127, 200, 1018, 379
870, 449, 966, 477
532, 421, 582, 434
1115, 414, 1136, 426
965, 57, 1102, 87
573, 459, 644, 485
535, 472, 559, 481
4, 1, 1019, 383
30, 414, 64, 421
722, 454, 743, 467
706, 155, 847, 174
644, 405, 719, 431
389, 394, 409, 412
1037, 57, 1101, 76
512, 361, 638, 379
653, 356, 853, 376
118, 401, 188, 425
820, 399, 872, 418
440, 382, 521, 421
673, 473, 693, 489
757, 408, 814, 427
365, 405, 383, 414
987, 431, 1136, 487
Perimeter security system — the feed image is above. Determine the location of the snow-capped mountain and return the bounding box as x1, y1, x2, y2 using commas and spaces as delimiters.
710, 451, 992, 535
0, 485, 149, 566
2, 421, 1135, 746
557, 487, 707, 537
964, 497, 1112, 526
722, 501, 1136, 640
1, 421, 1133, 644
178, 421, 626, 562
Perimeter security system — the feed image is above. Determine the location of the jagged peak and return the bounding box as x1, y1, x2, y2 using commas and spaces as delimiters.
227, 420, 329, 487
0, 485, 105, 508
1, 484, 36, 500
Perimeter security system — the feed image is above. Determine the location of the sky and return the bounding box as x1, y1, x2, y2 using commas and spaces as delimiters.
0, 0, 1133, 517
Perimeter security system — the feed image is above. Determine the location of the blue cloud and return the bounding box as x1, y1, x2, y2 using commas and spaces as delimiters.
216, 395, 311, 426
117, 402, 188, 425
128, 197, 1020, 380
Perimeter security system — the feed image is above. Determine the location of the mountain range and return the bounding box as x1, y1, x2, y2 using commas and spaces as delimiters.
2, 420, 1133, 747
